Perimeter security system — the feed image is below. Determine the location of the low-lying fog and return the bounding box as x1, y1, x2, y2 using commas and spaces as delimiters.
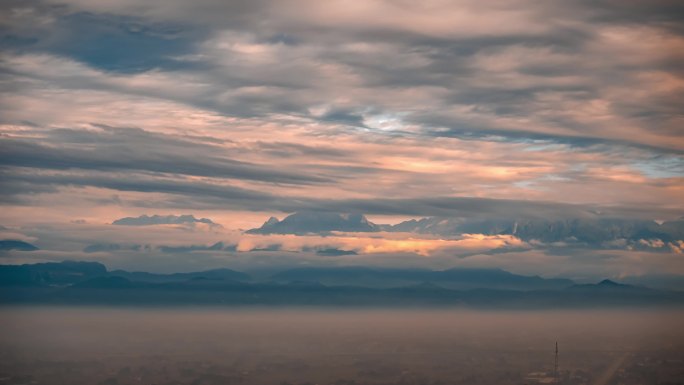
1, 308, 682, 385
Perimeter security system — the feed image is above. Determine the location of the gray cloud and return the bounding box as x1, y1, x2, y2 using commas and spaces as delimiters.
83, 243, 138, 253
158, 241, 236, 253
0, 0, 682, 278
0, 169, 279, 208
112, 214, 220, 227
410, 116, 684, 155
4, 166, 678, 221
0, 125, 330, 185
1, 0, 681, 152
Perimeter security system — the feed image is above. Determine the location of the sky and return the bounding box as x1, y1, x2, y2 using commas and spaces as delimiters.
0, 0, 683, 279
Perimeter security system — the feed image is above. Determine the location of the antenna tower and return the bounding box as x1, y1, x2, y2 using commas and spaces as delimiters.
554, 341, 559, 384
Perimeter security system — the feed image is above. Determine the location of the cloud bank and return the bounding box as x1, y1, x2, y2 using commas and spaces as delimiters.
0, 0, 682, 278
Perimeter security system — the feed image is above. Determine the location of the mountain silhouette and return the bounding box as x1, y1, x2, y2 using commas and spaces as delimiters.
0, 239, 39, 251
247, 212, 379, 234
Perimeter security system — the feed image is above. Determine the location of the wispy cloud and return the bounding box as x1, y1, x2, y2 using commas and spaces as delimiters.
0, 0, 682, 277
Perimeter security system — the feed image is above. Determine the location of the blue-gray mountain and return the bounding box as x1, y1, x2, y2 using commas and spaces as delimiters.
1, 261, 682, 308
112, 214, 219, 227
388, 217, 684, 245
83, 242, 237, 254
269, 266, 574, 291
109, 267, 249, 283
0, 261, 248, 287
0, 239, 39, 251
246, 212, 378, 234
0, 261, 105, 286
247, 212, 684, 246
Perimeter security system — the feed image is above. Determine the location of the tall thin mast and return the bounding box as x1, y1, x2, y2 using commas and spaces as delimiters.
554, 341, 559, 383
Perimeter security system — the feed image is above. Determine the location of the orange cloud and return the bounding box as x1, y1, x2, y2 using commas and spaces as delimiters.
235, 233, 527, 256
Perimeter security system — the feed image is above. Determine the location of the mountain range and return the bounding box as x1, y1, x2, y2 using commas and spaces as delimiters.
246, 212, 379, 234
112, 214, 220, 227
1, 261, 682, 308
247, 212, 684, 246
0, 239, 39, 251
269, 266, 573, 290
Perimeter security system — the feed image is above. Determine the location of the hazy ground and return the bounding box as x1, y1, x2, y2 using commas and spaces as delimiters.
0, 308, 682, 385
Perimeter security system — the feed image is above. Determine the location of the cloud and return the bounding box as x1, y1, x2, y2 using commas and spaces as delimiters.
314, 248, 357, 256
669, 240, 684, 254
0, 0, 682, 278
638, 238, 666, 249
232, 232, 529, 257
111, 214, 220, 227
4, 165, 679, 219
7, 10, 207, 73
83, 243, 138, 253
2, 0, 683, 150
0, 125, 329, 185
158, 241, 236, 253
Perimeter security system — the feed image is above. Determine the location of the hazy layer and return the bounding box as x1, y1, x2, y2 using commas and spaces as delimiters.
0, 308, 682, 384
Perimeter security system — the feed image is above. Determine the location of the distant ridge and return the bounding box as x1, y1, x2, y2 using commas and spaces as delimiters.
270, 266, 574, 291
0, 261, 682, 308
0, 239, 39, 251
246, 212, 378, 234
110, 268, 250, 283
568, 279, 642, 291
387, 217, 684, 244
247, 212, 684, 246
112, 214, 219, 227
0, 261, 106, 286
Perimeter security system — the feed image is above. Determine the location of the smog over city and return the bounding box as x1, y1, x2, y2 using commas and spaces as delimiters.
0, 0, 683, 384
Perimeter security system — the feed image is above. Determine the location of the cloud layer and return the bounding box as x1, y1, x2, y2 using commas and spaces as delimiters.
0, 0, 682, 278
